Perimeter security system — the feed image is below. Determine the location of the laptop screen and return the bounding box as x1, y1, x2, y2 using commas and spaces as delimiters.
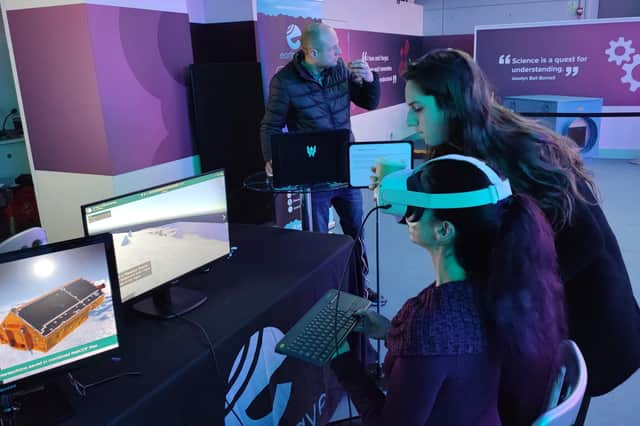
271, 129, 350, 188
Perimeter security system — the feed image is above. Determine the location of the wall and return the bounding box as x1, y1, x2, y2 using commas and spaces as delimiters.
419, 0, 599, 35
2, 0, 198, 242
322, 0, 424, 142
324, 0, 423, 35
351, 104, 413, 142
185, 0, 424, 31
2, 0, 187, 12
596, 0, 640, 156
598, 1, 640, 18
0, 4, 18, 127
186, 0, 255, 23
417, 0, 638, 157
184, 0, 423, 143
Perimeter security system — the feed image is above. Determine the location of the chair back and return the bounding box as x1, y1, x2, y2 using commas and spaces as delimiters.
0, 227, 48, 254
532, 340, 587, 426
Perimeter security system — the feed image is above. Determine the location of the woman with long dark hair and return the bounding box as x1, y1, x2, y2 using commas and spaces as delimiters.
331, 155, 566, 425
396, 48, 640, 423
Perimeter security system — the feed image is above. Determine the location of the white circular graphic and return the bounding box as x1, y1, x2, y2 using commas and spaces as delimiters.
286, 24, 302, 50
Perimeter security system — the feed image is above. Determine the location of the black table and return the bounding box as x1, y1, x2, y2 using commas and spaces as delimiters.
58, 224, 365, 425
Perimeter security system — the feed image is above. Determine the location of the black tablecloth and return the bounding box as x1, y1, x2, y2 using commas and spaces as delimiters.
57, 224, 364, 426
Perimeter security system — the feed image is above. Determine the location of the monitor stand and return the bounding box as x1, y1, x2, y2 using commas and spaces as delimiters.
132, 286, 207, 319
2, 382, 73, 426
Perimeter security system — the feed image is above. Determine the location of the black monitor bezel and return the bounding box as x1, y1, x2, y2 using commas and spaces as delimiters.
79, 169, 231, 306
0, 233, 124, 389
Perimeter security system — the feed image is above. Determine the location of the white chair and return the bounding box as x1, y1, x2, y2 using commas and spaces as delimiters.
0, 227, 48, 254
532, 340, 588, 426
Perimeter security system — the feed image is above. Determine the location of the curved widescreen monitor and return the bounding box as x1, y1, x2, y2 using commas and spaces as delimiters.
80, 170, 230, 318
0, 234, 121, 386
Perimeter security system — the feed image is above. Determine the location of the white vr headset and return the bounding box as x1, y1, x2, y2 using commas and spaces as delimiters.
378, 154, 512, 218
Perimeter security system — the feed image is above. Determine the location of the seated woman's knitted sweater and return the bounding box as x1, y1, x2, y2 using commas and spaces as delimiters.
331, 281, 503, 425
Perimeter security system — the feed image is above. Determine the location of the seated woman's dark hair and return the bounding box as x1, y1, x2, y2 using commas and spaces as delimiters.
411, 159, 567, 360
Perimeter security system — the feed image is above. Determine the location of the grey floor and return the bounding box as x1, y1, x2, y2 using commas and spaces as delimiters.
330, 158, 640, 425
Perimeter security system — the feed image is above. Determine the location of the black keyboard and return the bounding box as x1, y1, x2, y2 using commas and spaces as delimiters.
276, 289, 370, 367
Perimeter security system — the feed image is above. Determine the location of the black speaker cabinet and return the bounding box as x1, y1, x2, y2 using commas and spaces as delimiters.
189, 62, 272, 224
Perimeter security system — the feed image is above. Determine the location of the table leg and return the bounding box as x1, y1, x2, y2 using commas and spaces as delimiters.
303, 192, 313, 231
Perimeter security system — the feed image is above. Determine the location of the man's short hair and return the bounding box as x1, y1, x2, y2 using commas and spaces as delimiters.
301, 23, 333, 50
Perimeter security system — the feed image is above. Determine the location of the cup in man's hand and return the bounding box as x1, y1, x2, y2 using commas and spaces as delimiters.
376, 157, 407, 181
348, 60, 366, 84
371, 158, 407, 201
348, 63, 362, 84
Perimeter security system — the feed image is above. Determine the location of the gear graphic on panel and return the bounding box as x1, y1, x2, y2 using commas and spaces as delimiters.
621, 54, 640, 92
605, 37, 636, 65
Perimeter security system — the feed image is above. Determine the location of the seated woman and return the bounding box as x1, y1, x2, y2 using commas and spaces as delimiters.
401, 51, 640, 424
331, 155, 567, 425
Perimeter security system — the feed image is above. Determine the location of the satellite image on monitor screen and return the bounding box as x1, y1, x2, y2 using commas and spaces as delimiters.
83, 172, 231, 302
0, 243, 119, 384
0, 278, 107, 353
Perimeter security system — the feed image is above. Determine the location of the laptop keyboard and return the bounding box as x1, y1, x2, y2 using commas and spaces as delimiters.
276, 289, 370, 367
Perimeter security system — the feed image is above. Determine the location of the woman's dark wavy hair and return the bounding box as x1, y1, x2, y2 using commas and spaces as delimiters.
404, 49, 598, 230
411, 159, 567, 361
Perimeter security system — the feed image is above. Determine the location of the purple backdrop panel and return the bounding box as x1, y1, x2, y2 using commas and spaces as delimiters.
338, 29, 423, 115
87, 5, 194, 175
7, 5, 111, 174
423, 34, 474, 56
476, 21, 640, 106
256, 0, 322, 95
256, 13, 316, 100
255, 9, 319, 229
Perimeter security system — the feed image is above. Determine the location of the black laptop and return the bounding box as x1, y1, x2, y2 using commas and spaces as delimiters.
270, 129, 350, 188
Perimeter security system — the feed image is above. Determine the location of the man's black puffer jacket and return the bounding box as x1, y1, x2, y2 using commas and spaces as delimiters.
260, 51, 380, 161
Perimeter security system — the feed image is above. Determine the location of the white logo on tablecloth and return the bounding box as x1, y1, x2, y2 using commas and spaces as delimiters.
225, 327, 292, 425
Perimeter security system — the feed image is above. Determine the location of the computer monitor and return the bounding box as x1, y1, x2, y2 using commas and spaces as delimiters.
0, 235, 121, 395
0, 234, 121, 423
80, 169, 230, 318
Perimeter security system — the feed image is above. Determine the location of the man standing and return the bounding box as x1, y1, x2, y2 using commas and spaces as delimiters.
260, 23, 384, 304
